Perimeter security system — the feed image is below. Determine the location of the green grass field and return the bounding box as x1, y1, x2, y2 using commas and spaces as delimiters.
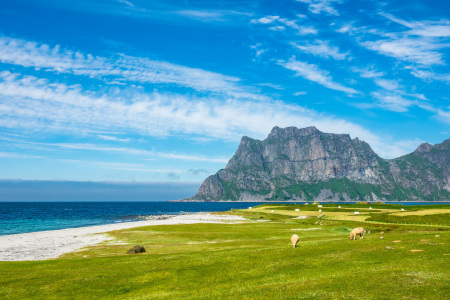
0, 203, 449, 299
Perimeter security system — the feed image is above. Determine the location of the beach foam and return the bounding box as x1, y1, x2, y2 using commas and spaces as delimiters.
0, 213, 245, 261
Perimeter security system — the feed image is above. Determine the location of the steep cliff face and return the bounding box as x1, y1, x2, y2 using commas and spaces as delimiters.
389, 139, 450, 198
189, 127, 450, 202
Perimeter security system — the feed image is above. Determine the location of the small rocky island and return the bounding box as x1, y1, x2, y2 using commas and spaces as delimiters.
187, 126, 449, 202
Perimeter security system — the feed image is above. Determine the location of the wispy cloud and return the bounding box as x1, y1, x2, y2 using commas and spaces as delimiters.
296, 0, 341, 16
362, 37, 446, 66
257, 83, 285, 90
117, 0, 135, 8
97, 135, 133, 142
351, 66, 385, 78
250, 43, 268, 58
251, 15, 279, 24
296, 26, 318, 35
0, 152, 44, 159
380, 12, 450, 37
410, 69, 450, 83
291, 40, 349, 60
251, 15, 317, 35
371, 91, 414, 112
60, 158, 187, 174
279, 57, 359, 95
157, 153, 228, 163
0, 70, 417, 158
416, 105, 450, 124
374, 79, 402, 91
361, 13, 450, 66
278, 18, 318, 35
0, 36, 263, 100
2, 136, 229, 164
269, 26, 285, 31
174, 10, 226, 21
173, 10, 252, 22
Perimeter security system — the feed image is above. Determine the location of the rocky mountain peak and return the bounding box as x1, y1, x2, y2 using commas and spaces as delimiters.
267, 126, 319, 140
414, 142, 432, 153
188, 126, 449, 202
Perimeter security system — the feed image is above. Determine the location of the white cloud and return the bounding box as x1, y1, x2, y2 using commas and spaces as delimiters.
293, 91, 308, 96
0, 152, 44, 159
251, 15, 279, 24
175, 10, 225, 21
157, 153, 228, 163
297, 26, 318, 35
371, 92, 413, 112
280, 57, 359, 95
97, 135, 133, 142
417, 104, 450, 124
257, 83, 284, 90
250, 43, 268, 58
269, 26, 286, 31
3, 137, 229, 164
117, 0, 135, 8
0, 71, 418, 158
291, 40, 348, 60
296, 0, 341, 16
336, 24, 354, 34
351, 66, 385, 79
374, 79, 402, 91
251, 16, 317, 35
0, 36, 263, 100
361, 14, 450, 66
410, 69, 450, 83
368, 77, 432, 113
173, 10, 252, 22
436, 109, 450, 124
380, 12, 450, 37
362, 37, 445, 66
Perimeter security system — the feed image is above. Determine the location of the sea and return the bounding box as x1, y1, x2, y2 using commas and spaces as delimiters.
0, 201, 267, 236
0, 201, 448, 236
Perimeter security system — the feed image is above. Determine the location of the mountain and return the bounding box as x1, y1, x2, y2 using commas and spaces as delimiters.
188, 126, 450, 202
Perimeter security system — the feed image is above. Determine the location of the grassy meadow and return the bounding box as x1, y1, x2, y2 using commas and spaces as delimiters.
0, 203, 449, 299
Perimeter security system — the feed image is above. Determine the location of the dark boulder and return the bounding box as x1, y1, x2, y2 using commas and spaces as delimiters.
127, 245, 146, 254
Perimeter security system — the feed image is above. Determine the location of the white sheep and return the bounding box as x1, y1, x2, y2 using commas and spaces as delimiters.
291, 234, 299, 248
349, 227, 366, 240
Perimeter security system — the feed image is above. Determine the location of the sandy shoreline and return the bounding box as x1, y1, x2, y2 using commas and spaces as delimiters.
0, 213, 245, 262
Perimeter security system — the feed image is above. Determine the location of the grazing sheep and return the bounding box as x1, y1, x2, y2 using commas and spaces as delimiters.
349, 227, 366, 240
291, 234, 299, 248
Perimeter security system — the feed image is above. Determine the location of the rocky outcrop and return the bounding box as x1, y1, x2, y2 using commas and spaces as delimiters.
188, 126, 450, 202
127, 245, 146, 254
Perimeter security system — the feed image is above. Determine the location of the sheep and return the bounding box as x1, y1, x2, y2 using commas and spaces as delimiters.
349, 227, 366, 240
291, 234, 299, 248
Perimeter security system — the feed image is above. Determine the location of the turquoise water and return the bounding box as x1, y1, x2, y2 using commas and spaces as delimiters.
0, 202, 265, 235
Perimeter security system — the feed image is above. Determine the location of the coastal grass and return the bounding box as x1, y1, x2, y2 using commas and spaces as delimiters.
0, 204, 449, 299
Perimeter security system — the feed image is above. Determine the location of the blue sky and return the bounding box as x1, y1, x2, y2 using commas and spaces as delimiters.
0, 0, 449, 183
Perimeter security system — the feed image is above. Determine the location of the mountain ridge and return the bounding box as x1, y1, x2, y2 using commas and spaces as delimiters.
187, 126, 450, 202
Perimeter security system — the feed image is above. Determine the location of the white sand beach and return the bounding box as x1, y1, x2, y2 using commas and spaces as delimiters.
0, 213, 245, 262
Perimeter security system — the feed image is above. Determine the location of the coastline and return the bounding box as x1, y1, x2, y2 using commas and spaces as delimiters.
0, 213, 245, 262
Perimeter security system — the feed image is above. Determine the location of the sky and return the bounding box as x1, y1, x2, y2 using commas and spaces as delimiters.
0, 0, 449, 184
